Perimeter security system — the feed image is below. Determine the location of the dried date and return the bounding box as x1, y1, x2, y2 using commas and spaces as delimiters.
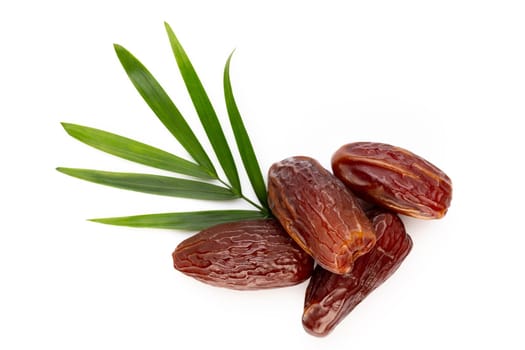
332, 142, 452, 219
172, 219, 314, 290
302, 211, 412, 337
268, 156, 376, 275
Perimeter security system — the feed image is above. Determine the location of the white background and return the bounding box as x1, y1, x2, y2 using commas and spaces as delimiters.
1, 1, 524, 349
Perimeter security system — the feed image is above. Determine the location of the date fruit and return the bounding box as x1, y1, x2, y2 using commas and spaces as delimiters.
172, 219, 314, 290
302, 211, 413, 336
268, 156, 376, 275
332, 142, 452, 219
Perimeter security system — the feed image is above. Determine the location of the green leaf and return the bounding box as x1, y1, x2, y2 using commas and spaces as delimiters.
224, 52, 269, 210
56, 168, 238, 200
61, 123, 213, 179
164, 22, 240, 194
113, 44, 216, 177
90, 210, 267, 231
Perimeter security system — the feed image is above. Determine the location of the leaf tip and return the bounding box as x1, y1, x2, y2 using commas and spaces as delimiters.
164, 22, 176, 36
113, 43, 126, 56
60, 122, 73, 133
56, 167, 75, 177
225, 50, 236, 73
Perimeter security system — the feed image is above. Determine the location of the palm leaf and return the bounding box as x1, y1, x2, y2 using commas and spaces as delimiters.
164, 22, 240, 194
60, 26, 270, 232
113, 44, 217, 177
57, 168, 238, 200
223, 52, 269, 211
61, 123, 212, 179
90, 210, 267, 231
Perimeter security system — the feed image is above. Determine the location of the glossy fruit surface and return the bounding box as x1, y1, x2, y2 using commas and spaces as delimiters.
268, 156, 376, 274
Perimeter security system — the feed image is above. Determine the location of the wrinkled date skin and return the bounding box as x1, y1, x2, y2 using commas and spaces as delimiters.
172, 219, 314, 290
268, 156, 376, 275
302, 211, 413, 337
332, 142, 452, 219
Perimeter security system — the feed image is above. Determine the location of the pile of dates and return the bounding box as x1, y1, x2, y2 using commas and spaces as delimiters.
172, 142, 452, 336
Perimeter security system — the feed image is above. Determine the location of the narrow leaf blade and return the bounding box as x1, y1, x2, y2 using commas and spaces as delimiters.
61, 123, 212, 179
90, 210, 267, 231
224, 52, 269, 210
57, 168, 238, 200
164, 23, 240, 193
113, 44, 216, 176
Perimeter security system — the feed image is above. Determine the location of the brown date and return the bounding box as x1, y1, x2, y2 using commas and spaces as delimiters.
332, 142, 452, 219
172, 219, 314, 290
268, 156, 376, 275
302, 211, 413, 336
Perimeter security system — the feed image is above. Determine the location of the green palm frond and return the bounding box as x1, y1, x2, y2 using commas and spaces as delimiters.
59, 22, 270, 230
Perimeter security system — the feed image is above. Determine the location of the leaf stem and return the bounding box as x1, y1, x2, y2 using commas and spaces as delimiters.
241, 193, 268, 215
217, 178, 268, 215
